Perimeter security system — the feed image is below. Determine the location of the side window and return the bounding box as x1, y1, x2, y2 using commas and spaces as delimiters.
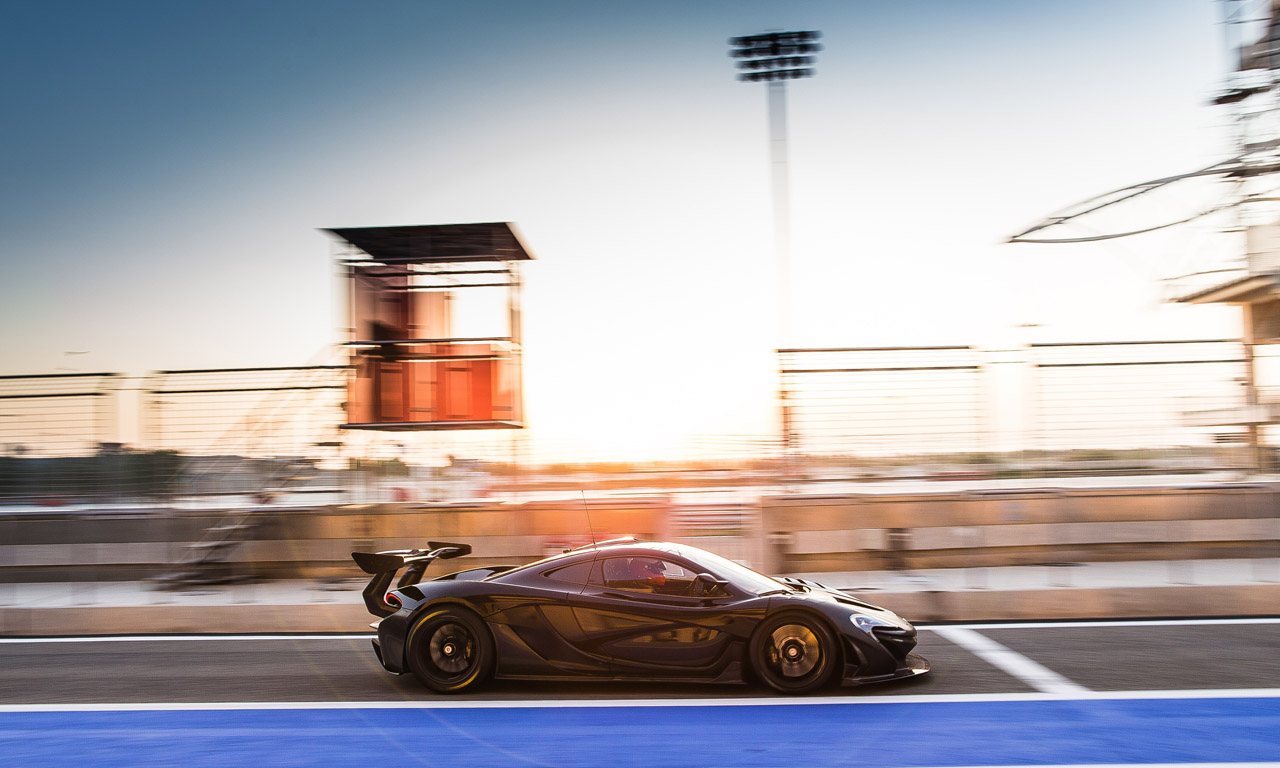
596, 557, 699, 596
543, 560, 594, 585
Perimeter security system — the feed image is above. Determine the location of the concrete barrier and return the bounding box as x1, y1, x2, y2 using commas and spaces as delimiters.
2, 482, 1278, 586
0, 498, 673, 582
763, 484, 1280, 572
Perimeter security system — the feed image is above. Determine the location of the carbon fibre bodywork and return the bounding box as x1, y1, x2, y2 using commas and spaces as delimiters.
356, 540, 929, 691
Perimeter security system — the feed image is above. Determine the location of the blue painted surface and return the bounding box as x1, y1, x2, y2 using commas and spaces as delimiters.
1, 698, 1278, 768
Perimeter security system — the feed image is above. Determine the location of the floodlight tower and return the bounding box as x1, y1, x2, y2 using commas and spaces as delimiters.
729, 30, 821, 344
731, 31, 821, 466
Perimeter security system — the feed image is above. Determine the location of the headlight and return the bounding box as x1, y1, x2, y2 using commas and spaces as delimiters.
851, 614, 890, 633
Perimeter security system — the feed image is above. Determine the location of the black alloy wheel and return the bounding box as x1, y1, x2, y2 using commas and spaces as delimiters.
749, 612, 839, 694
406, 607, 493, 693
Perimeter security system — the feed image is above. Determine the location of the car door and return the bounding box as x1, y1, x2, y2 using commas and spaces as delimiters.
483, 558, 612, 677
569, 555, 748, 677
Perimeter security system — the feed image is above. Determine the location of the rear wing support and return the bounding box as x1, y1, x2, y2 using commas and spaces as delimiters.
351, 541, 471, 617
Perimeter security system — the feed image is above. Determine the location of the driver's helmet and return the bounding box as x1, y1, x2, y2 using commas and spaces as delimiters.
629, 557, 666, 586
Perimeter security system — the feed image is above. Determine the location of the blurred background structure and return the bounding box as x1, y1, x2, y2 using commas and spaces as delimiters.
1, 2, 1279, 624
1010, 0, 1280, 472
333, 223, 529, 433
729, 29, 822, 347
0, 335, 1264, 508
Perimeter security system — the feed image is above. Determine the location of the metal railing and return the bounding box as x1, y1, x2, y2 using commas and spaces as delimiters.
778, 346, 987, 459
0, 339, 1264, 505
779, 340, 1253, 475
1031, 340, 1248, 453
0, 373, 125, 501
143, 366, 350, 499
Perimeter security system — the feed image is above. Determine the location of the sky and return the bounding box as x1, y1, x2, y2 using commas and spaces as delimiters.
0, 0, 1252, 461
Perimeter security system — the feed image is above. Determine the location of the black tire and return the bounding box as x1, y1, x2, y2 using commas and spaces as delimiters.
406, 606, 494, 694
748, 612, 839, 694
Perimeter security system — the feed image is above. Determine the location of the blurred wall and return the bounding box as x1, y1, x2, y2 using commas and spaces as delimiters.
1, 483, 1278, 583
763, 485, 1280, 573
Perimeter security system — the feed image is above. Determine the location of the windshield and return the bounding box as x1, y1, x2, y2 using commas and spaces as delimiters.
681, 547, 791, 595
486, 543, 795, 596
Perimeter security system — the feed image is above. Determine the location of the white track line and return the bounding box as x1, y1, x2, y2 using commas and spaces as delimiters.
916, 765, 1280, 768
920, 618, 1280, 631
0, 634, 375, 644
1, 688, 1278, 712
932, 626, 1089, 694
2, 616, 1278, 644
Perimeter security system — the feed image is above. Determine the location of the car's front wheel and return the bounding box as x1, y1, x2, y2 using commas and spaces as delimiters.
749, 612, 838, 694
406, 606, 493, 693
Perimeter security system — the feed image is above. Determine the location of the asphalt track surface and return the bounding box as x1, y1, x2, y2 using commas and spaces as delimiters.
2, 620, 1279, 766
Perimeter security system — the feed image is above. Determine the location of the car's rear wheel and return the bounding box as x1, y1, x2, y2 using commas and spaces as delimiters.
406, 606, 493, 693
749, 612, 838, 694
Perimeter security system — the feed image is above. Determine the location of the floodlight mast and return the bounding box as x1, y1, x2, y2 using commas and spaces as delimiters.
730, 30, 821, 468
729, 30, 821, 346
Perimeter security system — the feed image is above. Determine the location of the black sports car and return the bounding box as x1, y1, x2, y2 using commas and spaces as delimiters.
352, 538, 929, 694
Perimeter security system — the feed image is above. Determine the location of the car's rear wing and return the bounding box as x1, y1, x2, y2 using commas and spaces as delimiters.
351, 541, 471, 618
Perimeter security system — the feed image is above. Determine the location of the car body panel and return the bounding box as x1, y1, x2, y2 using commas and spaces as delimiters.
357, 540, 930, 689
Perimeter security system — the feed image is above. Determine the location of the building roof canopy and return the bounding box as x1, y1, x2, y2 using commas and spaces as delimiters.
325, 222, 535, 264
1175, 272, 1280, 305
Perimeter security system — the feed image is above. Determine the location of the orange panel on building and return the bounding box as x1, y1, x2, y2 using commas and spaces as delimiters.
351, 266, 410, 341
492, 356, 520, 422
347, 358, 375, 424
347, 344, 521, 426
376, 361, 406, 422
407, 358, 440, 422
442, 360, 492, 421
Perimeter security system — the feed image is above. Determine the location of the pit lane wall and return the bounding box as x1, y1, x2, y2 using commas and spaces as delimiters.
1, 483, 1278, 624
762, 484, 1280, 574
0, 498, 677, 583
